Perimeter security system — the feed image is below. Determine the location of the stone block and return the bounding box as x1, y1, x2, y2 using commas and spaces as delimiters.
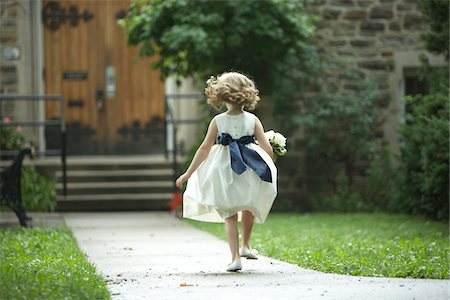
360, 21, 385, 31
1, 65, 17, 73
357, 0, 372, 8
350, 39, 375, 47
328, 39, 347, 47
1, 65, 17, 85
343, 10, 367, 20
332, 22, 357, 37
308, 0, 328, 5
0, 85, 17, 92
404, 34, 423, 48
380, 34, 405, 47
358, 50, 378, 57
0, 30, 17, 43
317, 29, 333, 38
1, 19, 16, 28
381, 50, 394, 58
7, 7, 17, 18
337, 50, 356, 57
396, 4, 412, 11
359, 31, 377, 38
333, 30, 357, 38
370, 6, 394, 19
357, 60, 394, 71
323, 8, 342, 20
332, 0, 355, 6
404, 14, 425, 30
339, 21, 357, 30
388, 21, 401, 31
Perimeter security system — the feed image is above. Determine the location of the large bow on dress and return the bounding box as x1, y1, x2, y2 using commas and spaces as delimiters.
218, 133, 272, 183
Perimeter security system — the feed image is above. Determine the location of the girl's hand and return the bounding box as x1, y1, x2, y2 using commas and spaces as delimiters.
175, 173, 190, 189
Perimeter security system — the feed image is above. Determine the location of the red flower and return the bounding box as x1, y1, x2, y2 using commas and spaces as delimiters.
169, 191, 183, 212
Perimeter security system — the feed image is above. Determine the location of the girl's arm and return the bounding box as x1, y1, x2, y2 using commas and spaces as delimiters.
175, 118, 218, 188
254, 117, 274, 160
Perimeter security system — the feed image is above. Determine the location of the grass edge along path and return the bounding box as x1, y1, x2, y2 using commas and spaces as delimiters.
185, 213, 449, 279
0, 226, 110, 300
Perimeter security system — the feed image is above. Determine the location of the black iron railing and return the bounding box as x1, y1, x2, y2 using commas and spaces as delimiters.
0, 94, 67, 195
164, 93, 203, 189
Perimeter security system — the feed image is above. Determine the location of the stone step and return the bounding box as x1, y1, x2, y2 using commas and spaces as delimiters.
61, 163, 174, 171
56, 193, 171, 211
29, 155, 180, 211
55, 169, 173, 182
56, 181, 173, 195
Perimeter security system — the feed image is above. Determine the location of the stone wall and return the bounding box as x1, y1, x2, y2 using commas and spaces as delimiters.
275, 0, 447, 211
0, 1, 19, 97
0, 1, 44, 150
306, 0, 429, 146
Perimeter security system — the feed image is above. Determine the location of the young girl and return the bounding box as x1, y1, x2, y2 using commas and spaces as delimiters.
175, 72, 277, 272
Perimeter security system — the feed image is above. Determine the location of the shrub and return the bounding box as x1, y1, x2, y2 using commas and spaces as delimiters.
296, 67, 382, 210
21, 166, 57, 212
0, 120, 25, 151
396, 93, 449, 220
362, 148, 400, 212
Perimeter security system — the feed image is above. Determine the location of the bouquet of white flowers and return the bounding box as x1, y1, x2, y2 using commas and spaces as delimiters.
264, 130, 287, 157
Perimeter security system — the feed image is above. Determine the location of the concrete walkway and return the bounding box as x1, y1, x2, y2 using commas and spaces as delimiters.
63, 212, 449, 300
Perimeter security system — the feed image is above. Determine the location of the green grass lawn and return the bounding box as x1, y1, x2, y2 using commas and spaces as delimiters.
0, 226, 110, 300
185, 213, 449, 279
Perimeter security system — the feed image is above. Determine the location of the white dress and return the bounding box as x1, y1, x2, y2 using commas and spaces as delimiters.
183, 111, 277, 224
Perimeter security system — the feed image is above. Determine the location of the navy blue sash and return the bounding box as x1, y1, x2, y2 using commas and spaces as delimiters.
218, 133, 272, 183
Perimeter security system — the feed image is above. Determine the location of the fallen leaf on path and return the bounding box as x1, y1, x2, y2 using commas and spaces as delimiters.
180, 283, 194, 287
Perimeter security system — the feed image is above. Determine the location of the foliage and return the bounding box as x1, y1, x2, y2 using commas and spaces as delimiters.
0, 125, 26, 151
120, 0, 318, 132
21, 166, 57, 212
420, 0, 449, 60
361, 149, 400, 213
186, 213, 449, 279
296, 64, 382, 208
396, 92, 449, 220
393, 0, 450, 221
0, 226, 110, 300
418, 53, 449, 95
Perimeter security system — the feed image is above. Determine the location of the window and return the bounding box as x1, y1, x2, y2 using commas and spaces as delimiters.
403, 67, 430, 97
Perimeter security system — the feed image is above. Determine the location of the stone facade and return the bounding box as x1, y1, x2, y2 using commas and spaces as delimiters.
305, 0, 441, 146
275, 0, 447, 210
0, 0, 44, 148
0, 1, 19, 96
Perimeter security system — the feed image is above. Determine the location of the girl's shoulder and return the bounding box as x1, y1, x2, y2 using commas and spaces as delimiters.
213, 111, 258, 122
212, 112, 227, 122
244, 111, 259, 123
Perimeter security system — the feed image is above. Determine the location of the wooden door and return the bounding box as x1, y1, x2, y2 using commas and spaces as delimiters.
43, 0, 165, 155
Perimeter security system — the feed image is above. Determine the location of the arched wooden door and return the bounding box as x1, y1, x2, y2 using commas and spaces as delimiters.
43, 0, 165, 155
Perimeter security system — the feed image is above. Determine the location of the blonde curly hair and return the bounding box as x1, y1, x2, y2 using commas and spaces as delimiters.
204, 72, 260, 111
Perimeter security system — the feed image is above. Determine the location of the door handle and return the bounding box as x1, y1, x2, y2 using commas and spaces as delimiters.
96, 88, 104, 111
105, 66, 116, 99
